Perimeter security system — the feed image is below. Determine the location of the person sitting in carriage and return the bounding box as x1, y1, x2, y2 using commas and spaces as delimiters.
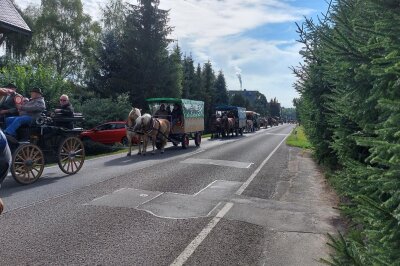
0, 83, 19, 126
154, 103, 170, 118
53, 94, 74, 129
3, 87, 46, 143
171, 103, 183, 127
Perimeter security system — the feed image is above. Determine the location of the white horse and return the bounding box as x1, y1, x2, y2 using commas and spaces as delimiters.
126, 107, 141, 156
134, 114, 170, 155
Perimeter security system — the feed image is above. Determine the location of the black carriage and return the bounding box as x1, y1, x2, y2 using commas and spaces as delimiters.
3, 113, 85, 185
146, 98, 204, 149
214, 105, 246, 137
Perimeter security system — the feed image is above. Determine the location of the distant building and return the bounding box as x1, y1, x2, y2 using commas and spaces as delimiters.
228, 89, 259, 107
0, 0, 31, 45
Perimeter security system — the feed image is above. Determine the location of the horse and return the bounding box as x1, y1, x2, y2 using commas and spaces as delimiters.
209, 114, 222, 139
246, 119, 254, 133
220, 114, 235, 137
134, 114, 170, 155
126, 107, 141, 156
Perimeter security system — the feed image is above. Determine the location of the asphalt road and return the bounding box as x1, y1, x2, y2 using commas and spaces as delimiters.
0, 124, 339, 265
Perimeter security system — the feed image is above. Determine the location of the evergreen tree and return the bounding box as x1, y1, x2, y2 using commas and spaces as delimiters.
191, 63, 204, 101
163, 44, 183, 98
294, 0, 400, 264
214, 70, 228, 105
269, 98, 281, 117
181, 54, 195, 99
202, 61, 216, 131
120, 0, 173, 108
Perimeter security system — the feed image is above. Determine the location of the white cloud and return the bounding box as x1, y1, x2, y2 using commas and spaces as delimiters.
15, 0, 314, 107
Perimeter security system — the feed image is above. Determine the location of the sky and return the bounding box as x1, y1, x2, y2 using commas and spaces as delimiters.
14, 0, 329, 108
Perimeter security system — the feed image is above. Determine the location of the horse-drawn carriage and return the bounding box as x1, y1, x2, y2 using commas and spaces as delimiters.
146, 98, 204, 149
245, 111, 260, 132
1, 112, 85, 185
212, 105, 246, 138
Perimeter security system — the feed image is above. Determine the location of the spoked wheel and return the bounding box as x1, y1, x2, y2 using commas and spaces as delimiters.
11, 144, 44, 185
58, 137, 85, 175
194, 132, 202, 147
182, 134, 190, 149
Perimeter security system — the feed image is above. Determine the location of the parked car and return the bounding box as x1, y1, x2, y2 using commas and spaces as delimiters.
80, 121, 138, 145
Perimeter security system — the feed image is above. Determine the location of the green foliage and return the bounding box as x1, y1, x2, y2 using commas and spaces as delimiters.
294, 0, 400, 264
76, 94, 131, 128
26, 0, 100, 82
214, 71, 228, 106
286, 126, 312, 149
0, 64, 74, 110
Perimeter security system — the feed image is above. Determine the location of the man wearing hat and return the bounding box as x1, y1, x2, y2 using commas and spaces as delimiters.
0, 83, 19, 124
4, 87, 46, 141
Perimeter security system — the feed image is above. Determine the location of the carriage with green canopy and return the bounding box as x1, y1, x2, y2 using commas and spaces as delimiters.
146, 98, 204, 149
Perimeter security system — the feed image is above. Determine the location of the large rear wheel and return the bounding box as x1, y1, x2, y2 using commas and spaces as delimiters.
182, 134, 190, 149
58, 137, 85, 175
11, 144, 44, 185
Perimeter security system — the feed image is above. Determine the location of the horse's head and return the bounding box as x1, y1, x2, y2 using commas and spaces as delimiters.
127, 107, 142, 127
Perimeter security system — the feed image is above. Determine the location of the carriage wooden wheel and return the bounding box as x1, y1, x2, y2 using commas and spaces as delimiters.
11, 144, 45, 185
57, 137, 85, 174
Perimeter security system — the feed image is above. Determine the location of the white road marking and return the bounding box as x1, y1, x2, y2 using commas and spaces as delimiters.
170, 202, 234, 266
171, 132, 291, 265
181, 158, 253, 169
236, 134, 290, 195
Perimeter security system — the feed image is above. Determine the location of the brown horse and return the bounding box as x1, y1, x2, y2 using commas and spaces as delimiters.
221, 114, 235, 137
134, 114, 170, 155
209, 114, 222, 139
126, 107, 141, 156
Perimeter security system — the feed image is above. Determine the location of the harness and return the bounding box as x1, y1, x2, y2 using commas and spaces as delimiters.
135, 117, 170, 142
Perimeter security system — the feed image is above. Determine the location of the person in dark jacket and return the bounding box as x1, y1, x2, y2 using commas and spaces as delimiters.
0, 83, 19, 125
4, 87, 46, 141
54, 94, 74, 129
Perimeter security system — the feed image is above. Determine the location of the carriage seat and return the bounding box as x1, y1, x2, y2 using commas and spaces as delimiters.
51, 112, 84, 130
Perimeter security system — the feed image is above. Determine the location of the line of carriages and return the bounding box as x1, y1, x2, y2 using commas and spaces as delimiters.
1, 96, 282, 186
209, 105, 281, 139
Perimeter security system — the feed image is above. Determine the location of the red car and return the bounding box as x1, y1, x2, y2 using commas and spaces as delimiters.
80, 121, 138, 145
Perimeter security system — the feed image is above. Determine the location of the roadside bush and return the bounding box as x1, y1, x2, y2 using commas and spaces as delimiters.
294, 1, 400, 264
0, 64, 74, 110
74, 93, 131, 129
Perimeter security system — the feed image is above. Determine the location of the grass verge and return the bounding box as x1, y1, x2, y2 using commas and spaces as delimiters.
286, 125, 313, 149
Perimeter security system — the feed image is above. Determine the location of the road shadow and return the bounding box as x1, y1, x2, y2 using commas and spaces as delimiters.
0, 171, 70, 198
103, 145, 202, 167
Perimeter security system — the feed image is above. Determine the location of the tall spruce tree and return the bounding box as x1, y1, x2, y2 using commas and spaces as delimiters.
182, 54, 195, 99
121, 0, 173, 108
214, 71, 228, 105
191, 63, 204, 101
163, 44, 183, 98
202, 61, 216, 131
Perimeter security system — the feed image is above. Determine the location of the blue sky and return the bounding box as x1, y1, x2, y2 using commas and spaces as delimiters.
15, 0, 329, 107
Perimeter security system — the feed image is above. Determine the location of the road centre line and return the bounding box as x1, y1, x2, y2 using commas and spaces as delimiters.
171, 132, 291, 266
170, 202, 234, 266
236, 134, 290, 195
